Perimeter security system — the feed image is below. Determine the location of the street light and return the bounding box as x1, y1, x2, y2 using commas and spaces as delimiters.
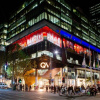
49, 50, 59, 85
54, 50, 59, 54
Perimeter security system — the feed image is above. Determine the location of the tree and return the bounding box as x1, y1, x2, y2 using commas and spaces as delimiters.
0, 51, 6, 75
6, 43, 32, 85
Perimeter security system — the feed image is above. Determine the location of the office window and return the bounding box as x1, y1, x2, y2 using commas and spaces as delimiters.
90, 32, 96, 39
90, 38, 96, 45
81, 21, 89, 29
82, 34, 89, 42
61, 21, 71, 32
41, 12, 45, 19
72, 28, 81, 37
82, 27, 89, 35
73, 9, 80, 17
97, 42, 100, 48
81, 16, 88, 23
61, 13, 72, 25
73, 20, 81, 30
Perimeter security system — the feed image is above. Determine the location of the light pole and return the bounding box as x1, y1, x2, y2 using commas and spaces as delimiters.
54, 50, 63, 86
49, 50, 59, 86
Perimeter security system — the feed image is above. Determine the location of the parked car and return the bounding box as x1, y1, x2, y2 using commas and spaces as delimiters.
0, 82, 8, 89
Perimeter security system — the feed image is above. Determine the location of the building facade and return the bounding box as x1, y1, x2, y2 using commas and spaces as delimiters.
89, 3, 100, 28
1, 0, 100, 87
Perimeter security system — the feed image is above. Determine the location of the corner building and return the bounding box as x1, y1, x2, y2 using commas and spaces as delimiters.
6, 0, 100, 87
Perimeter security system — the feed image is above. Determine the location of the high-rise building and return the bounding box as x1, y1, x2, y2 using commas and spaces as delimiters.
0, 22, 7, 51
89, 3, 100, 28
1, 0, 100, 86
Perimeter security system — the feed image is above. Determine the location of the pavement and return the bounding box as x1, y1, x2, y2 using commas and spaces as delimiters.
0, 89, 100, 100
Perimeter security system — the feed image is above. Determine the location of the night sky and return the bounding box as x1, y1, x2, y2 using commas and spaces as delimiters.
0, 0, 100, 22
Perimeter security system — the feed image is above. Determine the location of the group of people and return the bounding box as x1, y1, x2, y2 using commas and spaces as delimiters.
46, 84, 100, 96
13, 84, 31, 91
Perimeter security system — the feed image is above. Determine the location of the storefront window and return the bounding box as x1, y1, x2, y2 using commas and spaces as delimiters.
77, 70, 85, 78
32, 50, 53, 58
38, 69, 48, 75
56, 54, 62, 61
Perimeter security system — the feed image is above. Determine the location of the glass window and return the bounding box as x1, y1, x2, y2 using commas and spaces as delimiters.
61, 21, 71, 32
82, 27, 89, 35
41, 12, 45, 19
82, 34, 89, 42
72, 28, 81, 37
73, 9, 80, 17
81, 15, 88, 23
90, 32, 96, 39
97, 42, 100, 48
61, 13, 72, 25
56, 54, 62, 61
90, 38, 96, 46
73, 20, 81, 30
81, 21, 89, 29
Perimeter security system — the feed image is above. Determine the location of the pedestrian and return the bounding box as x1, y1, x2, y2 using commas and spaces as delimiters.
29, 85, 31, 91
58, 86, 61, 95
54, 85, 56, 94
20, 84, 22, 91
51, 86, 53, 93
22, 84, 24, 91
46, 85, 48, 92
17, 84, 20, 91
25, 84, 28, 91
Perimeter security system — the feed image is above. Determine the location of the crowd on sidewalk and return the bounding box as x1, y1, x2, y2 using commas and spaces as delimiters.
13, 83, 100, 97
13, 84, 31, 91
46, 84, 100, 96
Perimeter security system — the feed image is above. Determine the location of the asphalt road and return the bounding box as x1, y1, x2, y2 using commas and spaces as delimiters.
0, 89, 100, 100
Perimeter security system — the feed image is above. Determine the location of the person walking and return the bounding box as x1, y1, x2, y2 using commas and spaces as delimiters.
20, 84, 22, 91
29, 85, 31, 91
54, 85, 56, 94
46, 85, 48, 92
58, 86, 61, 95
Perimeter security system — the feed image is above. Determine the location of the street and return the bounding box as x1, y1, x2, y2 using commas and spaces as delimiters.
0, 89, 100, 100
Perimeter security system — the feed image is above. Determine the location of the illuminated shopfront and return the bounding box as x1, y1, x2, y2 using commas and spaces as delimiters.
8, 26, 100, 87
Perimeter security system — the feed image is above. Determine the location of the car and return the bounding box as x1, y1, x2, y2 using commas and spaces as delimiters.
0, 82, 8, 89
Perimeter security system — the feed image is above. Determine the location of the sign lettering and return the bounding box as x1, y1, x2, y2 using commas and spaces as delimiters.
40, 62, 49, 68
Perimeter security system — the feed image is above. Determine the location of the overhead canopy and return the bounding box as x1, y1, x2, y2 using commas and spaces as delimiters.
42, 68, 60, 79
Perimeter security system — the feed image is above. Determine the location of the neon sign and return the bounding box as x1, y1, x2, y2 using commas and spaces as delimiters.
13, 26, 62, 48
47, 33, 62, 47
40, 62, 49, 68
27, 33, 43, 46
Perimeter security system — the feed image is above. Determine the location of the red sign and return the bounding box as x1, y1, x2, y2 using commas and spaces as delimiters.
13, 26, 62, 48
47, 33, 62, 47
13, 31, 43, 49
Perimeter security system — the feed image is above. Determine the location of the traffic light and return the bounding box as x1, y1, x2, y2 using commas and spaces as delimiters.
62, 77, 65, 83
18, 79, 22, 83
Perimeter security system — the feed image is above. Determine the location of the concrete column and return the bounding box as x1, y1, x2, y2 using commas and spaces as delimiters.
60, 68, 63, 85
75, 69, 77, 86
99, 72, 100, 83
66, 67, 69, 87
35, 69, 38, 86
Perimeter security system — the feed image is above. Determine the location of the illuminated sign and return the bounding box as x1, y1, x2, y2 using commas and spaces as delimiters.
13, 26, 62, 48
13, 32, 43, 49
60, 29, 100, 53
47, 33, 62, 47
63, 38, 92, 56
27, 33, 43, 46
40, 62, 49, 68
